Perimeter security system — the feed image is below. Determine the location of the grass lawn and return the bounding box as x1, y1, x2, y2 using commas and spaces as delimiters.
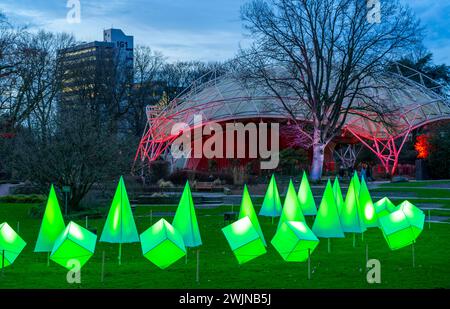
0, 200, 449, 289
378, 180, 450, 188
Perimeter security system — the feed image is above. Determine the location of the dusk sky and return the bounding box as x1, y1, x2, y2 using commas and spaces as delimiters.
1, 0, 449, 64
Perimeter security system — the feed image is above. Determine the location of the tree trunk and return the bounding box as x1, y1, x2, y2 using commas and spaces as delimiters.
310, 130, 325, 182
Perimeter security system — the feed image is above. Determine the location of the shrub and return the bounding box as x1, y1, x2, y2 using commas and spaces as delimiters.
0, 194, 47, 204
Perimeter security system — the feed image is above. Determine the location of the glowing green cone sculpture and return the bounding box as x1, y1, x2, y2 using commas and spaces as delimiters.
340, 179, 366, 233
358, 178, 378, 227
239, 185, 266, 246
379, 201, 425, 250
333, 178, 345, 214
352, 172, 361, 195
222, 216, 266, 265
312, 180, 344, 238
374, 197, 397, 219
100, 176, 139, 243
35, 185, 66, 252
0, 222, 26, 268
259, 174, 282, 217
172, 181, 202, 247
140, 219, 186, 269
50, 221, 97, 270
278, 180, 306, 229
297, 172, 317, 216
271, 221, 319, 262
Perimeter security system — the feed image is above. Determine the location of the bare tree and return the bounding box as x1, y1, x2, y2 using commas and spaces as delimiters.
239, 0, 422, 180
129, 46, 166, 136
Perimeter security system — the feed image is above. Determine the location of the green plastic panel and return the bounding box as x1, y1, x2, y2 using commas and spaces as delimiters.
0, 222, 26, 268
35, 185, 65, 252
100, 176, 139, 243
312, 180, 345, 238
297, 172, 317, 216
172, 181, 202, 248
50, 221, 97, 270
140, 219, 186, 269
259, 174, 282, 217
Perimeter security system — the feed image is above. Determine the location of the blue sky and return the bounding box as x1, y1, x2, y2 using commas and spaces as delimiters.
1, 0, 449, 64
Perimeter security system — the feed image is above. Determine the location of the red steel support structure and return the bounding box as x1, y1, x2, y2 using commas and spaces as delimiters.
134, 63, 450, 176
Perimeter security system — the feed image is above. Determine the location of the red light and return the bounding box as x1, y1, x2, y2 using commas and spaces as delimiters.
414, 135, 430, 159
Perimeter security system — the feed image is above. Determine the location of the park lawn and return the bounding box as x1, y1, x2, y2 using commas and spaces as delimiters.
0, 202, 449, 289
372, 187, 450, 198
378, 180, 450, 188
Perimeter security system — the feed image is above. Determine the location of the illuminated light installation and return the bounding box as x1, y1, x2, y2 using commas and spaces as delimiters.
333, 178, 345, 214
312, 180, 345, 239
340, 177, 366, 233
222, 216, 267, 265
278, 180, 306, 229
134, 63, 450, 178
50, 221, 97, 270
297, 172, 317, 216
172, 181, 202, 248
100, 176, 139, 264
239, 185, 266, 246
140, 218, 186, 269
271, 221, 319, 262
352, 172, 361, 195
35, 185, 65, 252
358, 178, 378, 227
414, 135, 430, 159
0, 222, 26, 268
374, 197, 397, 219
378, 201, 425, 250
259, 174, 282, 218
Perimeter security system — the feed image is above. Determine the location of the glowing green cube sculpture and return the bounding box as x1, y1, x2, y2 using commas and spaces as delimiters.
374, 197, 397, 219
100, 176, 139, 243
271, 221, 319, 262
222, 216, 266, 265
312, 180, 344, 238
340, 178, 366, 233
259, 174, 282, 217
358, 178, 378, 228
140, 219, 186, 269
297, 172, 317, 216
333, 178, 345, 214
0, 222, 26, 268
172, 181, 202, 248
278, 179, 306, 229
35, 185, 65, 252
50, 221, 97, 270
238, 185, 266, 246
379, 201, 425, 250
